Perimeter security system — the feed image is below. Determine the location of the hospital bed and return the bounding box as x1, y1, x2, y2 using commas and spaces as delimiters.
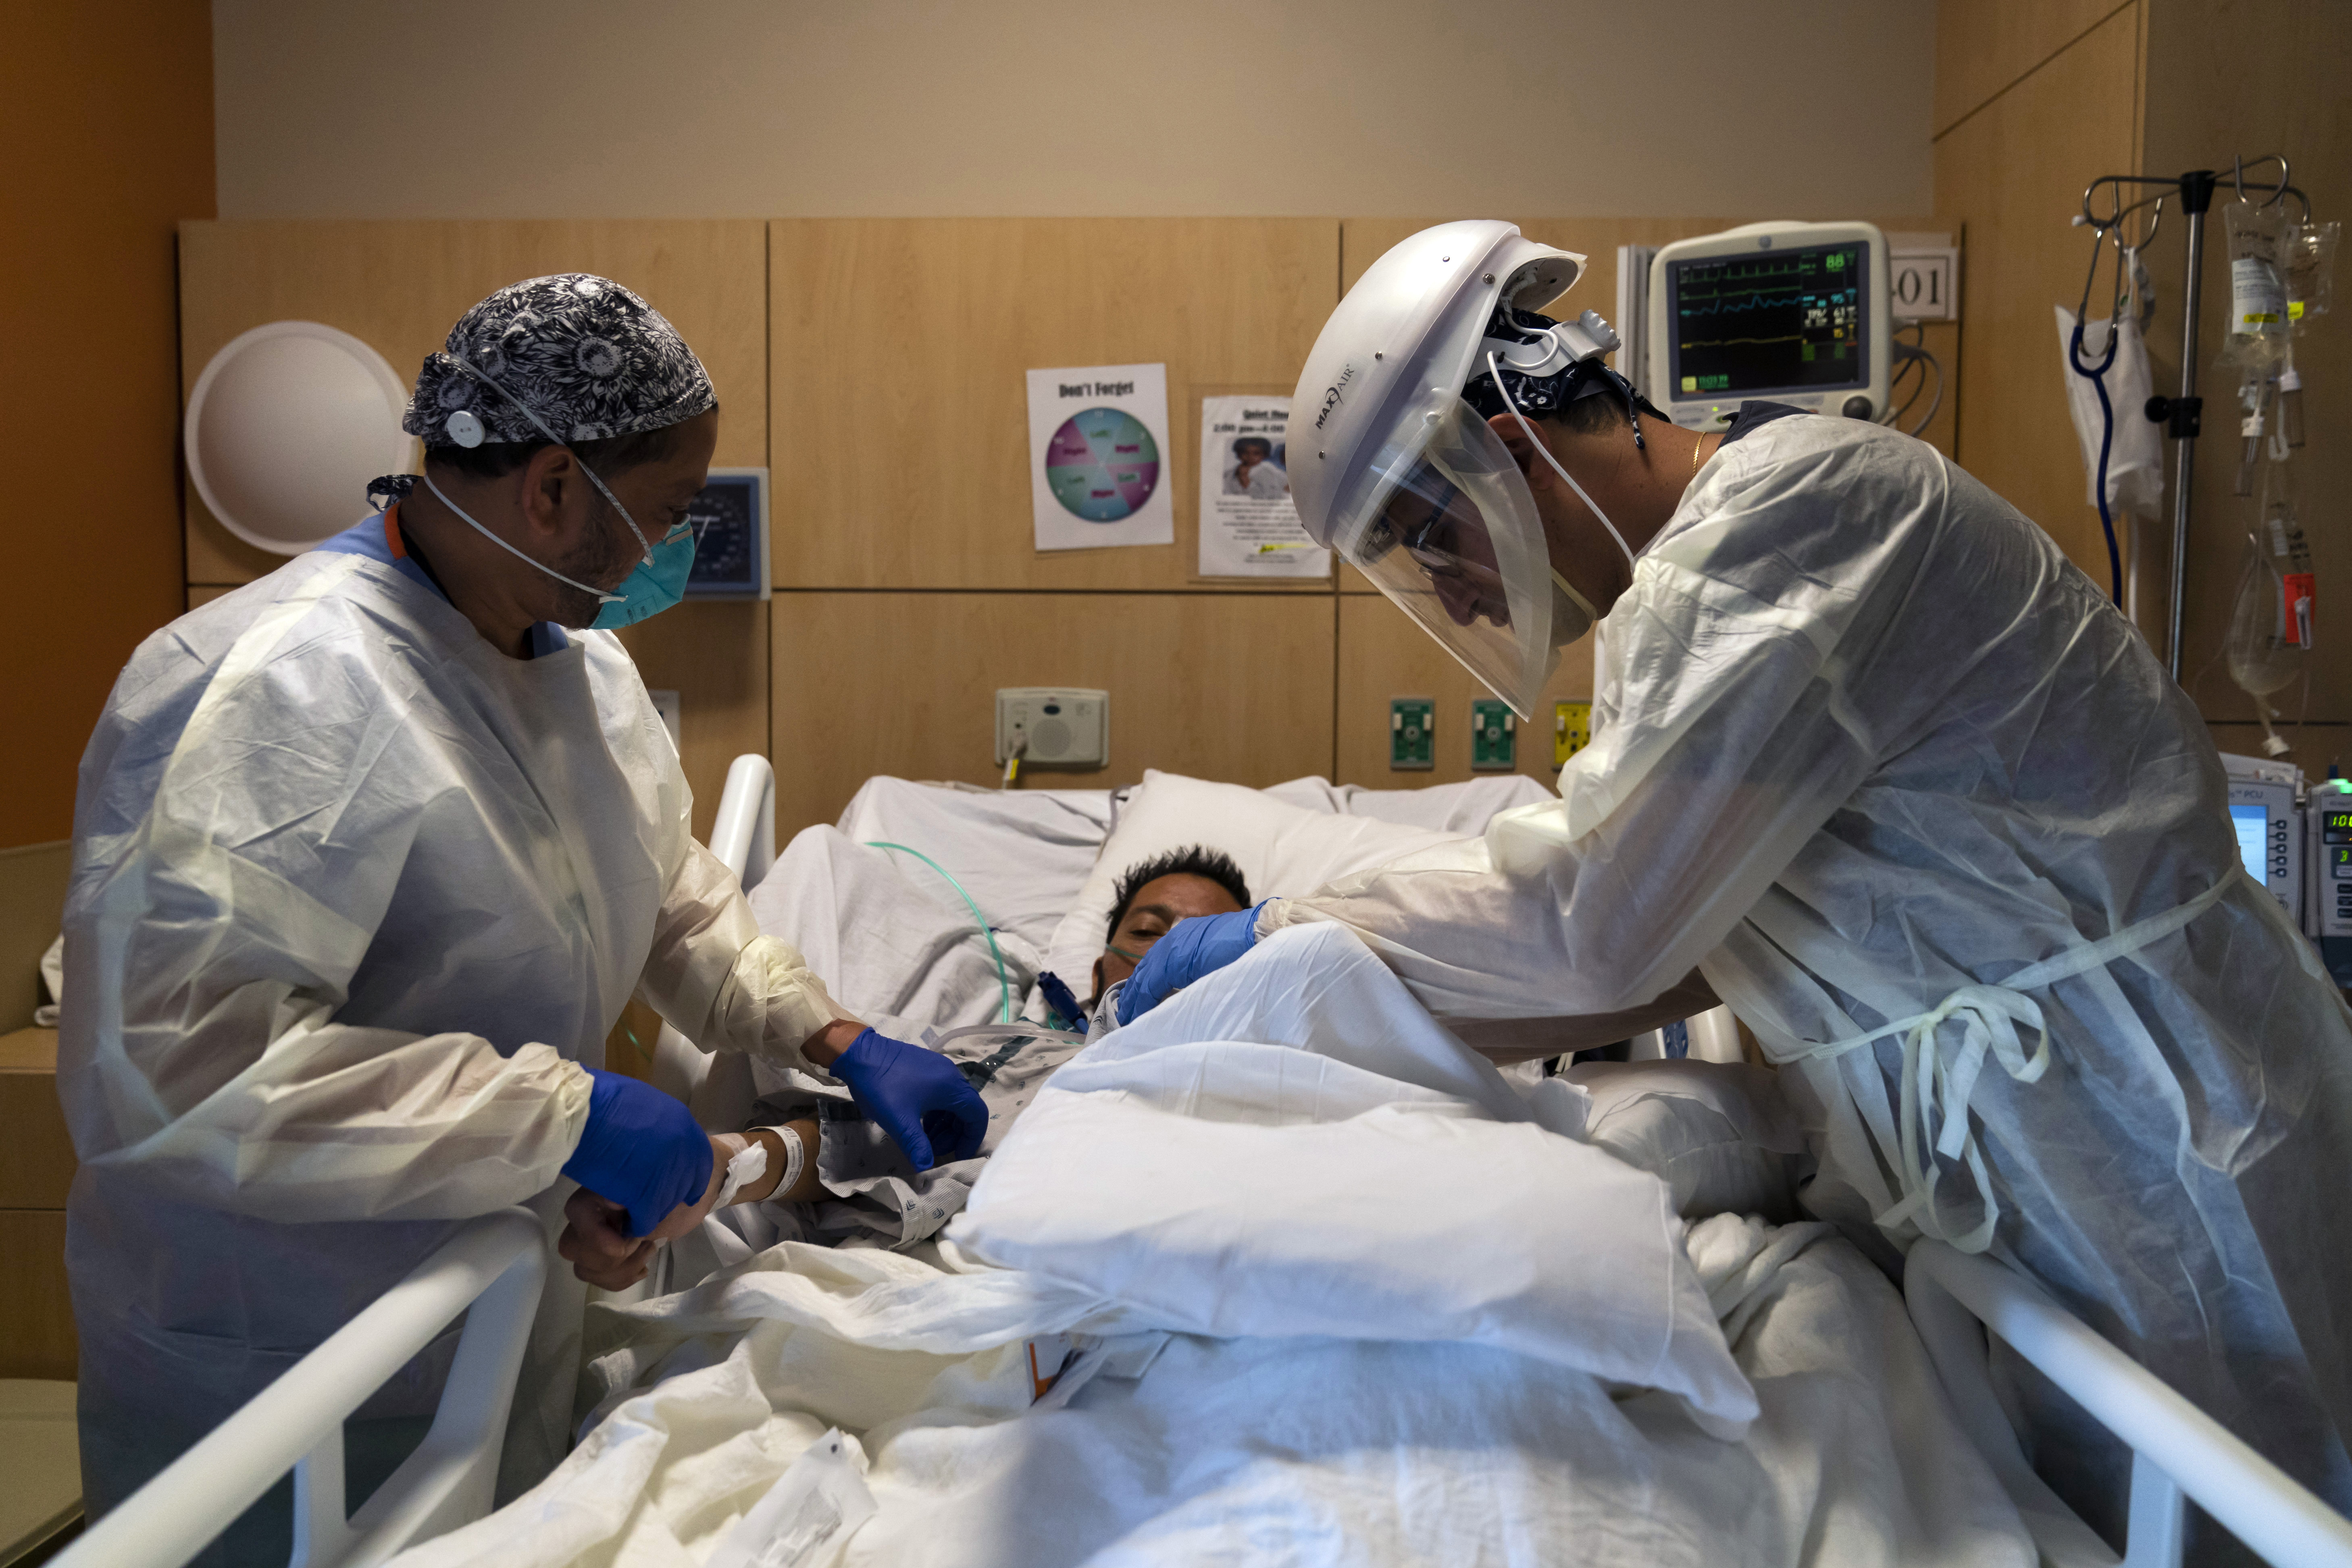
54, 756, 2352, 1568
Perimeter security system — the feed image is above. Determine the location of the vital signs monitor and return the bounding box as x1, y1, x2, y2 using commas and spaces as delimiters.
1646, 221, 1891, 431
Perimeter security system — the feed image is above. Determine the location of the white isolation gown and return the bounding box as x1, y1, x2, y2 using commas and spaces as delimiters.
58, 527, 846, 1543
1266, 415, 2352, 1547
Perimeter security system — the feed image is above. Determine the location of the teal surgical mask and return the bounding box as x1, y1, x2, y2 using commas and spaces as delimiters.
420, 469, 693, 630
591, 526, 695, 629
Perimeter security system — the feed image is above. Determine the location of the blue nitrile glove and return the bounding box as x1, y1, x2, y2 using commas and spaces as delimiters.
561, 1069, 712, 1238
1116, 901, 1276, 1026
830, 1027, 989, 1169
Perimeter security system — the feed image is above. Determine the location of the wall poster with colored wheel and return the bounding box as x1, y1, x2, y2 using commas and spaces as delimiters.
1025, 362, 1173, 551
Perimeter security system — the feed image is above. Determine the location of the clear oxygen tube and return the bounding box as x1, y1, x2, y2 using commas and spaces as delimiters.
2224, 449, 2314, 757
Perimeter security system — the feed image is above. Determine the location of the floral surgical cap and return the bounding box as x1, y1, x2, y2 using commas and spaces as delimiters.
402, 273, 716, 448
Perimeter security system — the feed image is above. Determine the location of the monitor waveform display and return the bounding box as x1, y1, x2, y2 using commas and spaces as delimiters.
1669, 242, 1867, 397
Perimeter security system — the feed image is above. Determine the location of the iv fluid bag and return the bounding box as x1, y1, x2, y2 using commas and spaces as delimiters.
2219, 200, 2294, 373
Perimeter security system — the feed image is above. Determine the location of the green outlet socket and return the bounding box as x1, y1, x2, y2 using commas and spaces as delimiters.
1390, 698, 1434, 770
1471, 698, 1515, 771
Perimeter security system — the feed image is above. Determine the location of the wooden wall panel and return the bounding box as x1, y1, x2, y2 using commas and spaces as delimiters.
0, 843, 70, 1034
1934, 0, 2135, 135
178, 219, 769, 585
768, 593, 1336, 837
1334, 216, 1955, 593
0, 1209, 75, 1380
768, 219, 1340, 592
1335, 596, 1593, 790
613, 601, 769, 845
1934, 9, 2142, 594
4, 2, 211, 849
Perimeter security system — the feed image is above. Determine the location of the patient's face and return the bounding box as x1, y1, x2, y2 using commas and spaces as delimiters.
1091, 873, 1248, 1001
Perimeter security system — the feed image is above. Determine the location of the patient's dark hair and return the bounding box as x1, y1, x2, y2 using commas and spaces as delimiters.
1105, 847, 1251, 941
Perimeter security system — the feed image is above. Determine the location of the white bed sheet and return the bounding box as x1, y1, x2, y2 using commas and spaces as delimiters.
831, 777, 1116, 960
390, 922, 2031, 1568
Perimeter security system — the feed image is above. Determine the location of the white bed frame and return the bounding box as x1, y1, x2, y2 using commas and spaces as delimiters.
54, 756, 2352, 1568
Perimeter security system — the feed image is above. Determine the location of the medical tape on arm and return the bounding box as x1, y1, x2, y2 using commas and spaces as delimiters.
716, 1124, 803, 1206
1776, 869, 2245, 1253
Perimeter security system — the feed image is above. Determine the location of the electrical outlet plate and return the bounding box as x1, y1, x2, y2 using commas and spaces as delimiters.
996, 687, 1109, 767
1470, 698, 1515, 771
1554, 700, 1592, 768
1390, 698, 1434, 770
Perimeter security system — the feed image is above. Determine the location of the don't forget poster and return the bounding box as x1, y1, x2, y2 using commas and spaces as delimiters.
1025, 363, 1174, 552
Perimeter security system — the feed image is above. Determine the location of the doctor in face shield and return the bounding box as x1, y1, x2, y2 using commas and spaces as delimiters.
1121, 221, 2352, 1546
59, 273, 984, 1562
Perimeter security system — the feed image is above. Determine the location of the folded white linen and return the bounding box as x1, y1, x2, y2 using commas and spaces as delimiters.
1263, 772, 1556, 832
748, 824, 1036, 1039
833, 777, 1115, 958
951, 922, 1760, 1440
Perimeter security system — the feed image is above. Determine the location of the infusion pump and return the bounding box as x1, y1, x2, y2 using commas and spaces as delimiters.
1644, 221, 1892, 431
2307, 782, 2352, 985
2221, 754, 2352, 987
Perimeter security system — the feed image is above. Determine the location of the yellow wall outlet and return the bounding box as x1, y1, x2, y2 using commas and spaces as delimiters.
1553, 700, 1592, 767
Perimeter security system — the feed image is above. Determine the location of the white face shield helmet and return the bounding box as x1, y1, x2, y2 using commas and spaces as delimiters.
1290, 221, 1619, 720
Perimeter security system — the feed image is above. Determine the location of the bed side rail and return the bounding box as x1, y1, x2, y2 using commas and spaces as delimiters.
54, 1208, 548, 1568
651, 753, 774, 1117
1905, 1239, 2352, 1568
708, 753, 776, 893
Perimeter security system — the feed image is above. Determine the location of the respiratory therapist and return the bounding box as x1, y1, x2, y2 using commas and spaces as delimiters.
58, 274, 985, 1549
1119, 221, 2352, 1536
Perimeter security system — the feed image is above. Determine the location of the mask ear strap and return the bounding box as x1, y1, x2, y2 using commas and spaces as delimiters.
445, 352, 658, 565
1487, 350, 1639, 569
421, 473, 624, 604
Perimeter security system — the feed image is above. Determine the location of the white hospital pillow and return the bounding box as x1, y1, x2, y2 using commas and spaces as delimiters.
1563, 1060, 1808, 1220
1041, 770, 1465, 990
1263, 773, 1555, 833
833, 778, 1115, 958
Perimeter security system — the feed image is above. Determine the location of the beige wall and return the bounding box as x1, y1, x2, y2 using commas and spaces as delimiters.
211, 0, 1934, 221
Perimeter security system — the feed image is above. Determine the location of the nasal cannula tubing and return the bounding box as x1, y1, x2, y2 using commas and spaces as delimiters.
864, 842, 1014, 1023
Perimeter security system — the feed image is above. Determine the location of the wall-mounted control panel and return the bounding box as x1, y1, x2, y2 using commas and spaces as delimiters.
995, 687, 1108, 768
1471, 699, 1515, 771
1390, 698, 1434, 770
1554, 700, 1591, 768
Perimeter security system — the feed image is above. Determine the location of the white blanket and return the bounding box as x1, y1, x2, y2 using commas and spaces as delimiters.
391, 927, 2031, 1568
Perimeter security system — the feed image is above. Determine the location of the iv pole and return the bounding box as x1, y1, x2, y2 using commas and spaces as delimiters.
2079, 159, 2304, 679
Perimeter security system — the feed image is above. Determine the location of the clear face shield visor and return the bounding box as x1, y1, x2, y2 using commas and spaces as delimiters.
1334, 400, 1582, 720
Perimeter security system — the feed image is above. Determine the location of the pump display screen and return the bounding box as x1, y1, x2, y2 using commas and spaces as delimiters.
2325, 807, 2352, 842
1667, 241, 1869, 398
2231, 804, 2270, 881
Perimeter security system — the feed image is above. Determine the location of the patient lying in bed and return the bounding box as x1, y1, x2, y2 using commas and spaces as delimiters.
1074, 844, 1251, 1008
694, 844, 1254, 1257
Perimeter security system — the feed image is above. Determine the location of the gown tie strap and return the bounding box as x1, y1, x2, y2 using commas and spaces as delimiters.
1778, 870, 2244, 1253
